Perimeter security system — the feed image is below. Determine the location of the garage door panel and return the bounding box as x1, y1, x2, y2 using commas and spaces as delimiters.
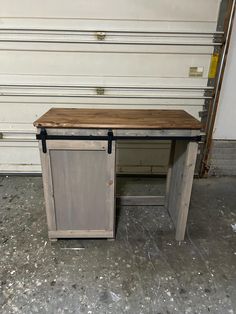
0, 42, 214, 55
1, 18, 218, 34
117, 145, 170, 166
0, 103, 203, 129
1, 0, 220, 22
0, 141, 40, 172
0, 51, 212, 78
0, 75, 210, 88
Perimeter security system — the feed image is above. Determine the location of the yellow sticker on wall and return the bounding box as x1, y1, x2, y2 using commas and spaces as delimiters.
208, 53, 219, 79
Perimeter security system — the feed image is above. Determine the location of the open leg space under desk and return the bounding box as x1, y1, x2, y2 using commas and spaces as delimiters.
116, 141, 198, 241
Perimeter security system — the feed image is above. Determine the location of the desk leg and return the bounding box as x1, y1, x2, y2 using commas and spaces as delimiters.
165, 140, 176, 209
166, 140, 198, 241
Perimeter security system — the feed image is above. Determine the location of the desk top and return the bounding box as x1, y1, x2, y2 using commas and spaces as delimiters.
34, 108, 202, 130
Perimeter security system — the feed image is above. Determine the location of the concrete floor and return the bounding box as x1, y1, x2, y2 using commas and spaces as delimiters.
0, 176, 236, 314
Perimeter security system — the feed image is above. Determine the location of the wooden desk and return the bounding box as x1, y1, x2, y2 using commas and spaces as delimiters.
34, 108, 201, 241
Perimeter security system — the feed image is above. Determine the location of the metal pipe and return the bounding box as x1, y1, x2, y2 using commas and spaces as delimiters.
0, 39, 223, 46
0, 84, 214, 90
0, 28, 225, 35
0, 93, 213, 99
0, 32, 221, 39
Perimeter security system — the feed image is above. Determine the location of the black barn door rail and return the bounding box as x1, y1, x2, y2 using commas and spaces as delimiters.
36, 128, 202, 154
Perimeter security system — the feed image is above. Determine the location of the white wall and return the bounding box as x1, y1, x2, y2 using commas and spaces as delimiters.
213, 16, 236, 140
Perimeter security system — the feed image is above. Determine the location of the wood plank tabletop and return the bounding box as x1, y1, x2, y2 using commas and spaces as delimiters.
34, 108, 202, 129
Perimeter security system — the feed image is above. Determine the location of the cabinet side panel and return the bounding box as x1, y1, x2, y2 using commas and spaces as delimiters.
39, 145, 57, 232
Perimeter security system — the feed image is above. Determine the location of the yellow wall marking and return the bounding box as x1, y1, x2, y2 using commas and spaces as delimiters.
208, 53, 219, 79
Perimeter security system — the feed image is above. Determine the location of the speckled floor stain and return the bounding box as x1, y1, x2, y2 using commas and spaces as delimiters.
0, 176, 235, 314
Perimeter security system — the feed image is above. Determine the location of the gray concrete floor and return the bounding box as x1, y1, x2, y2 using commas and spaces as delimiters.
0, 176, 236, 314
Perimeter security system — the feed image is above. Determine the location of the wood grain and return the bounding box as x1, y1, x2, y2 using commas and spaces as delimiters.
117, 195, 165, 206
166, 140, 198, 241
49, 141, 115, 235
34, 108, 202, 129
48, 230, 114, 239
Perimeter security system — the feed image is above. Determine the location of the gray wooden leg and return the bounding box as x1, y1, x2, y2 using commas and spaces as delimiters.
166, 140, 198, 241
165, 140, 176, 208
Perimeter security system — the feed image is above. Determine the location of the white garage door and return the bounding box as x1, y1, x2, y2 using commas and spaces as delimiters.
0, 0, 221, 173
